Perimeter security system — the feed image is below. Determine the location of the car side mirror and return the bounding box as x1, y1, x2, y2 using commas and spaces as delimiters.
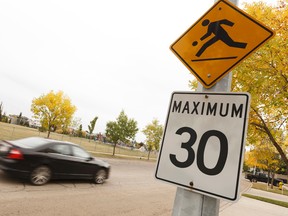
86, 156, 94, 161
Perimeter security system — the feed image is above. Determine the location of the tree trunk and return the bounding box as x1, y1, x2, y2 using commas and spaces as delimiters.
251, 107, 288, 167
270, 172, 275, 189
113, 143, 116, 156
267, 170, 271, 186
148, 150, 151, 160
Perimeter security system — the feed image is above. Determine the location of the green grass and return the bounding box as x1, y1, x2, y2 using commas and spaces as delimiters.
0, 122, 157, 160
242, 182, 288, 208
242, 193, 288, 208
251, 182, 288, 196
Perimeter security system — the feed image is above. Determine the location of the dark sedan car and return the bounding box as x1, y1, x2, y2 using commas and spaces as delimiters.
0, 137, 110, 185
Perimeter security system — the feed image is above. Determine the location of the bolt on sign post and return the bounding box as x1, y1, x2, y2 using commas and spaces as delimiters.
170, 0, 275, 88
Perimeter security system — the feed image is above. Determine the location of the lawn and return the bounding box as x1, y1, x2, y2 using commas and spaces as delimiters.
242, 193, 288, 208
0, 122, 157, 160
251, 182, 288, 196
242, 182, 288, 208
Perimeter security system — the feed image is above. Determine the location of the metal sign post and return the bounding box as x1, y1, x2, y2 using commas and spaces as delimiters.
171, 75, 232, 216
172, 1, 238, 215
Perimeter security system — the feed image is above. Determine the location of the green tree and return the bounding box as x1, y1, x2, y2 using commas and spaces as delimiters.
87, 116, 98, 141
17, 112, 22, 125
142, 119, 163, 160
77, 124, 83, 138
31, 90, 77, 138
106, 110, 138, 156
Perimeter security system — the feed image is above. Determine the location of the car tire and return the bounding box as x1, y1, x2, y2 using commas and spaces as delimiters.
252, 178, 257, 183
94, 169, 107, 184
30, 166, 52, 186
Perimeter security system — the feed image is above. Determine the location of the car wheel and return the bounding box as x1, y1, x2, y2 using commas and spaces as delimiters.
94, 169, 107, 184
30, 166, 51, 186
252, 178, 257, 183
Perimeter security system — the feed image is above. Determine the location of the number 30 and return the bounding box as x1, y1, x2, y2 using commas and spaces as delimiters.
169, 127, 228, 175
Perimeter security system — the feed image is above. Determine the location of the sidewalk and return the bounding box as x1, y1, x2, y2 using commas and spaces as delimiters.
247, 187, 288, 202
220, 188, 288, 216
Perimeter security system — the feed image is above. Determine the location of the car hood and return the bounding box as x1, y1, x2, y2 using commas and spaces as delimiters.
93, 158, 110, 169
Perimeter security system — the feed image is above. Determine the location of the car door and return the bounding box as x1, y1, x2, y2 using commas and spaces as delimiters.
45, 143, 76, 178
67, 145, 97, 178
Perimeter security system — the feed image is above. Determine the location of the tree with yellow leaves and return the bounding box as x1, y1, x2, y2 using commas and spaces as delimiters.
245, 134, 282, 188
142, 119, 163, 160
232, 1, 288, 171
31, 90, 77, 138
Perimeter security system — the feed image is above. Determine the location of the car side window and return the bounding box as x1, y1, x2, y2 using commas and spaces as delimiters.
49, 144, 71, 156
72, 146, 90, 159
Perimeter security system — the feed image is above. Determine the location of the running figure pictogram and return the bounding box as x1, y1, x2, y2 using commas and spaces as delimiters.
195, 19, 247, 57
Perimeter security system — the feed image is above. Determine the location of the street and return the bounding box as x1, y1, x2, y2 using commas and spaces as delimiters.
0, 158, 176, 216
0, 158, 250, 216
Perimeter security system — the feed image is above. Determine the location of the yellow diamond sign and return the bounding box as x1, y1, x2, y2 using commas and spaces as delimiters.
170, 0, 275, 88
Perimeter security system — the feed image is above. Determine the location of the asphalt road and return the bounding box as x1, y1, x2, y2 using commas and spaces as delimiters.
0, 158, 251, 216
0, 158, 176, 216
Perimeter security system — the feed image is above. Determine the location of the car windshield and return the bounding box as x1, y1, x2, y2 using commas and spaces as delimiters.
9, 137, 49, 149
72, 146, 91, 158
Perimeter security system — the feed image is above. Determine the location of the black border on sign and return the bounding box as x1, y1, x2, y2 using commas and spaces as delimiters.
170, 0, 275, 88
155, 92, 250, 201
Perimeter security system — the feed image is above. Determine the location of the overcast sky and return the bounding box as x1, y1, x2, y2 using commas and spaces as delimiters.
0, 0, 276, 142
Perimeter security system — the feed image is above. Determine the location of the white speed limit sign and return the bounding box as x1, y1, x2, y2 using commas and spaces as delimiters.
155, 92, 250, 201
